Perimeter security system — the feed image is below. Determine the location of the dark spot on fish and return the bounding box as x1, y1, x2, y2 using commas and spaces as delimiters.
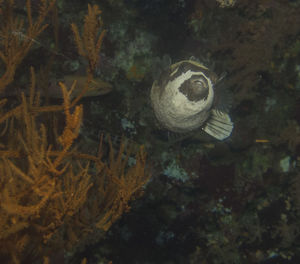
179, 75, 209, 101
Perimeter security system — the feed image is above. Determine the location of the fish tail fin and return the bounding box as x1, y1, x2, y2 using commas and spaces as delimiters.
202, 109, 233, 140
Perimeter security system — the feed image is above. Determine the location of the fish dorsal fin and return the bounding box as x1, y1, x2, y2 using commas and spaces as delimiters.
202, 109, 233, 140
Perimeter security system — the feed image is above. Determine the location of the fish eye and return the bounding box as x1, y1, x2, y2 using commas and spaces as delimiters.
194, 78, 207, 87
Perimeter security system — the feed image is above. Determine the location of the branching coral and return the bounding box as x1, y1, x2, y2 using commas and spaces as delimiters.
0, 1, 150, 263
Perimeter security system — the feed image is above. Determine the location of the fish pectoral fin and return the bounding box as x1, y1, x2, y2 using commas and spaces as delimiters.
202, 109, 233, 140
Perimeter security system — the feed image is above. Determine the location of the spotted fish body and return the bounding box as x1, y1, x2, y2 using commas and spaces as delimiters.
150, 60, 233, 140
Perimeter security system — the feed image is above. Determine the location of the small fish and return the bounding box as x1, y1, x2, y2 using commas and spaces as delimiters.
150, 60, 233, 140
255, 139, 269, 143
48, 75, 113, 99
3, 75, 112, 99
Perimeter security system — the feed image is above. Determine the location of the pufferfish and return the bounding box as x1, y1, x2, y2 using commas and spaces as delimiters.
150, 60, 233, 140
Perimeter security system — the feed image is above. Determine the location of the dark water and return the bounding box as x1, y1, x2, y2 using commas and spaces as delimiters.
1, 0, 300, 263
